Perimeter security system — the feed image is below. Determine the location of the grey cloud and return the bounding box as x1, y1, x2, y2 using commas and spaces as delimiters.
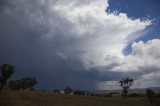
0, 0, 99, 90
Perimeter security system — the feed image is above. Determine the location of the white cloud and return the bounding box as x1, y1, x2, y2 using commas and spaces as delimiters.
97, 39, 160, 89
112, 39, 160, 72
46, 0, 151, 68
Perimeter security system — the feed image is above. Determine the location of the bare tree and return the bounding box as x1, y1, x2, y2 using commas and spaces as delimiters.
119, 77, 134, 97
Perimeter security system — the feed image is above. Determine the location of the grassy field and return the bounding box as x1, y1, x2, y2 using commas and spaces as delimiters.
0, 91, 159, 106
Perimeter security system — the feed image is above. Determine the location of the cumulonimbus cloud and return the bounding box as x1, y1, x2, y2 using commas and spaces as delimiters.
0, 0, 159, 90
50, 0, 151, 68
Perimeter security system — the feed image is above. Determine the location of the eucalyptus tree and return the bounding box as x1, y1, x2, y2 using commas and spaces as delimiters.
0, 64, 15, 90
119, 77, 134, 97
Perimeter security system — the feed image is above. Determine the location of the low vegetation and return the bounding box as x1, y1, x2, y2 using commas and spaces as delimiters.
0, 90, 156, 106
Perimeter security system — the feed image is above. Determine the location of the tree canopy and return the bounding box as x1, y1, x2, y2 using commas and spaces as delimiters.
119, 77, 134, 97
8, 76, 37, 90
0, 64, 15, 90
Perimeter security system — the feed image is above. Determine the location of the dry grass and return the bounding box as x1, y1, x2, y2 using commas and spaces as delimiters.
0, 91, 158, 106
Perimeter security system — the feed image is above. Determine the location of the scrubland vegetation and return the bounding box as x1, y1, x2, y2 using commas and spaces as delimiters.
1, 90, 159, 106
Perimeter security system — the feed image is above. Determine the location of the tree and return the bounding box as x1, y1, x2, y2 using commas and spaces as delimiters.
0, 64, 15, 90
20, 76, 37, 90
119, 77, 134, 97
146, 89, 155, 105
8, 76, 37, 90
64, 86, 73, 94
53, 89, 60, 93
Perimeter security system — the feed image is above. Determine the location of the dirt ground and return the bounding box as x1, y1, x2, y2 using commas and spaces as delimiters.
0, 91, 159, 106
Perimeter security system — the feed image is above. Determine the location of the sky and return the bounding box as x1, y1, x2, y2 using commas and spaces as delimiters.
0, 0, 160, 90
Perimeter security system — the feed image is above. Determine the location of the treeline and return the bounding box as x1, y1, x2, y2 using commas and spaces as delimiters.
8, 77, 37, 90
52, 87, 160, 99
0, 64, 37, 91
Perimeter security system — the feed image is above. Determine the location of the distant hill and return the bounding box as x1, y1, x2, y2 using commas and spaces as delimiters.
92, 87, 160, 94
148, 87, 160, 93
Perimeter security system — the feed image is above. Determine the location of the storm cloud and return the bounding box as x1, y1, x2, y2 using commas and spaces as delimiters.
0, 0, 159, 90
